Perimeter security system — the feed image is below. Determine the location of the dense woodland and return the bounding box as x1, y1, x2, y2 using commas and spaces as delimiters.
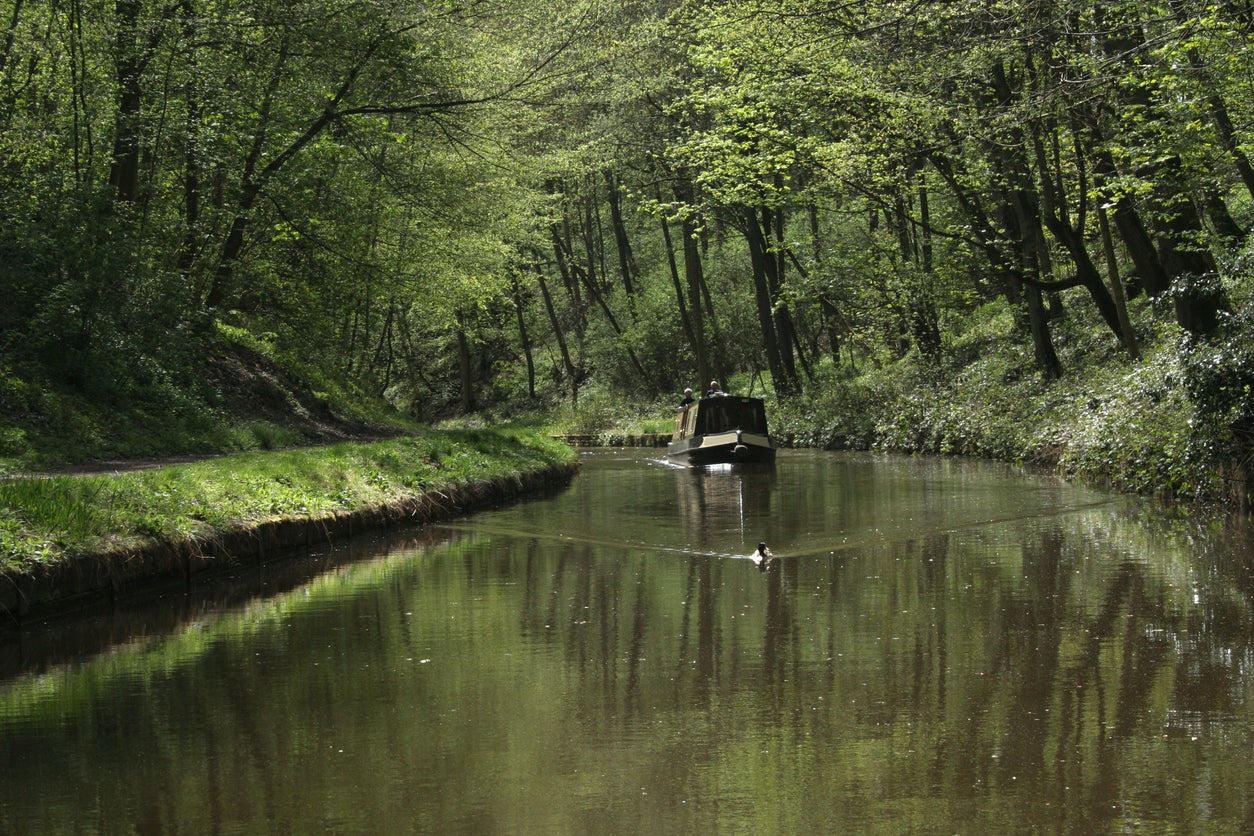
2, 0, 1254, 499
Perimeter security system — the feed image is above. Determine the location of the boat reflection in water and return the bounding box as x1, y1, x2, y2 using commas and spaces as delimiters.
672, 454, 779, 573
667, 395, 776, 465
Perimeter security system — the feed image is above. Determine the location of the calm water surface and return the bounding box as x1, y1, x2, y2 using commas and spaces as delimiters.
1, 449, 1253, 833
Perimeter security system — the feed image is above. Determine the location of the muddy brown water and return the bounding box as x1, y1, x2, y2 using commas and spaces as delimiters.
1, 448, 1252, 833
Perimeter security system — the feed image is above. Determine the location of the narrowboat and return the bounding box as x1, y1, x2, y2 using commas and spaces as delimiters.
667, 395, 776, 465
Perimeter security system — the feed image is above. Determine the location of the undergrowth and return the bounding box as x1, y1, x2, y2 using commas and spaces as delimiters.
0, 322, 418, 475
770, 292, 1245, 505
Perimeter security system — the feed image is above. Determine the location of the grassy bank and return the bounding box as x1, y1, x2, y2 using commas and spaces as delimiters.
0, 429, 576, 576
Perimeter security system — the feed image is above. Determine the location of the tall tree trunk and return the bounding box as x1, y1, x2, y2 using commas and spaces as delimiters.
175, 0, 201, 278
744, 206, 790, 392
108, 0, 145, 208
1091, 5, 1228, 335
605, 170, 638, 303
893, 191, 941, 362
370, 301, 395, 394
533, 262, 579, 405
933, 150, 1059, 376
1027, 122, 1127, 341
205, 37, 373, 311
511, 273, 536, 398
1097, 204, 1140, 359
456, 315, 474, 413
766, 204, 801, 385
673, 179, 711, 387
658, 206, 697, 352
1011, 200, 1062, 379
555, 221, 648, 382
1086, 138, 1168, 299
805, 204, 844, 365
550, 221, 586, 334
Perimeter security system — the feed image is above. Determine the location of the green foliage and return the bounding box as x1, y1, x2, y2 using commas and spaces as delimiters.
541, 387, 675, 438
0, 321, 421, 472
0, 0, 1250, 509
770, 362, 878, 449
1182, 312, 1254, 440
1052, 354, 1212, 498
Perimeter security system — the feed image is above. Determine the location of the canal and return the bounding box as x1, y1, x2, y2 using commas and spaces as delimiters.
1, 449, 1252, 832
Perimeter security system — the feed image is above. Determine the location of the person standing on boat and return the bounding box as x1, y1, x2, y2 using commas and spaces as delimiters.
679, 388, 696, 407
705, 380, 724, 397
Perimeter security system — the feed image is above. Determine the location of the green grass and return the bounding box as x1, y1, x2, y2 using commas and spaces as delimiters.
0, 429, 575, 573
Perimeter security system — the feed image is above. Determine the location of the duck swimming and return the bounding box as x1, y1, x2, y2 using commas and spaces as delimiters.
753, 542, 778, 572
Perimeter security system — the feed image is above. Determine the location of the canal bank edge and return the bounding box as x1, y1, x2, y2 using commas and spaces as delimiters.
0, 462, 579, 628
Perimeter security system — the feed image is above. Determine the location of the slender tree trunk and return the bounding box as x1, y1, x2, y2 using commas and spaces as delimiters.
696, 260, 729, 387
371, 301, 395, 394
893, 191, 941, 362
930, 152, 1025, 311
205, 35, 375, 311
574, 259, 649, 381
806, 204, 844, 364
1087, 139, 1167, 300
554, 209, 647, 381
456, 316, 474, 413
765, 204, 801, 385
672, 180, 711, 387
1013, 203, 1062, 378
550, 222, 586, 334
744, 206, 789, 391
511, 274, 536, 399
1097, 204, 1140, 359
205, 39, 291, 309
534, 263, 579, 405
1025, 125, 1125, 340
658, 206, 697, 351
934, 147, 1059, 376
175, 0, 202, 279
66, 0, 92, 180
581, 185, 608, 303
605, 170, 638, 303
108, 0, 145, 208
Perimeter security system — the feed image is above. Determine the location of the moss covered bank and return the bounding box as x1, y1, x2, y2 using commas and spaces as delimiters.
0, 430, 577, 626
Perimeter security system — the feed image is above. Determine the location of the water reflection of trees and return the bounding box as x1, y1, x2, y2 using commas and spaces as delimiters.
524, 510, 1254, 830
6, 495, 1254, 831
